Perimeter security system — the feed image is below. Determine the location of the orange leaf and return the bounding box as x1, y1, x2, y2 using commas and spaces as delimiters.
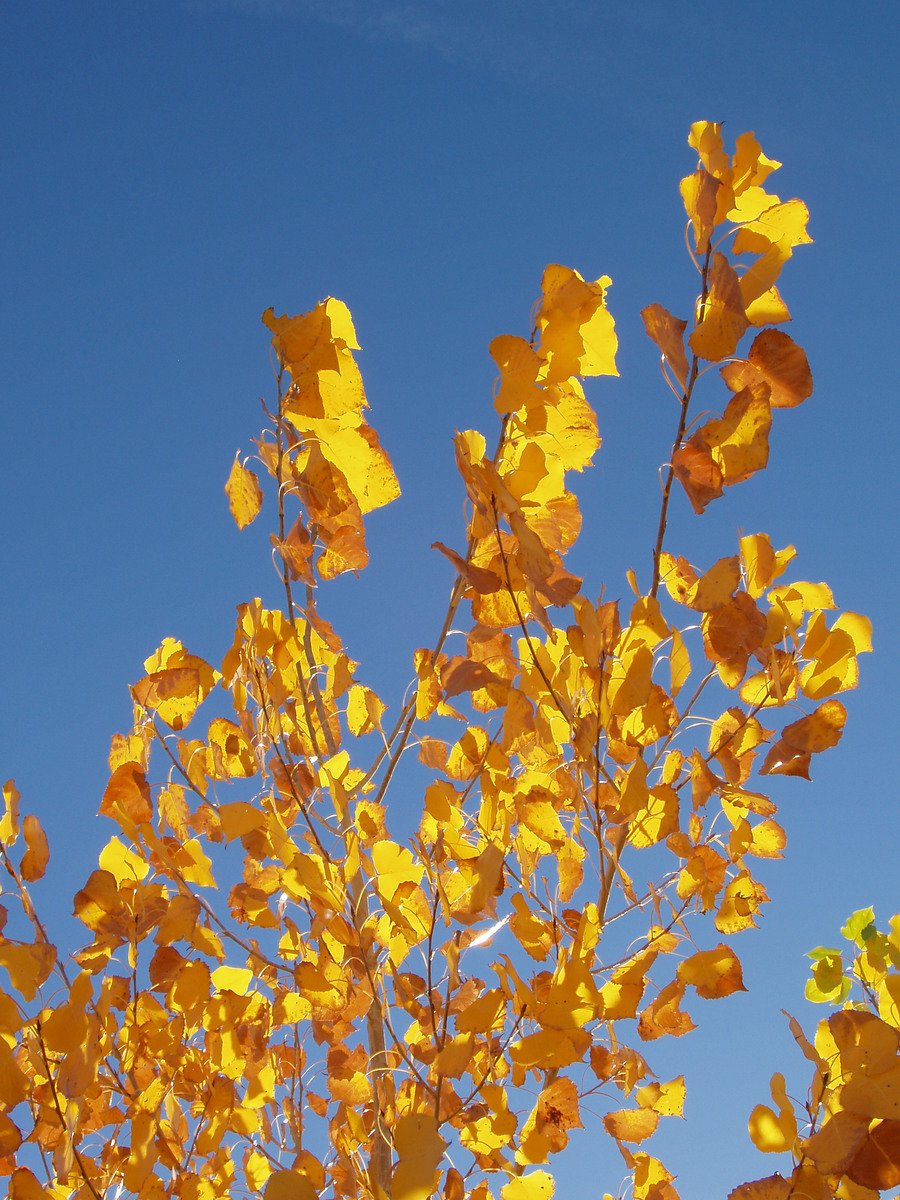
20, 814, 49, 882
726, 1176, 792, 1200
678, 944, 746, 999
847, 1119, 900, 1190
761, 700, 846, 778
603, 1107, 659, 1143
641, 304, 690, 389
99, 763, 153, 825
672, 440, 723, 514
721, 330, 812, 409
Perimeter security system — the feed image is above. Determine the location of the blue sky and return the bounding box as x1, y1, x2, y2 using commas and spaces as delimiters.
2, 2, 897, 1195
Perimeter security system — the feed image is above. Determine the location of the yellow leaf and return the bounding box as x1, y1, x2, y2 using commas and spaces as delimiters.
0, 941, 55, 1004
372, 841, 425, 903
637, 1076, 686, 1117
9, 1167, 50, 1200
536, 264, 618, 381
434, 1032, 475, 1079
678, 944, 746, 999
501, 1170, 556, 1200
131, 641, 219, 731
697, 383, 772, 486
1, 780, 20, 846
690, 253, 748, 361
0, 1041, 29, 1108
211, 965, 253, 995
392, 1112, 447, 1200
740, 534, 795, 599
748, 1072, 797, 1152
263, 1170, 318, 1200
603, 1107, 659, 1143
225, 453, 263, 529
98, 835, 149, 884
680, 167, 720, 253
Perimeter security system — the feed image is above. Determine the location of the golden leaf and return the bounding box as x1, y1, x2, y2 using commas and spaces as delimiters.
690, 253, 748, 361
636, 1076, 686, 1117
678, 944, 746, 999
263, 1170, 318, 1200
392, 1112, 447, 1200
603, 1107, 659, 1143
1, 780, 20, 847
536, 264, 618, 381
225, 453, 263, 530
748, 1072, 797, 1153
19, 814, 49, 882
501, 1171, 556, 1200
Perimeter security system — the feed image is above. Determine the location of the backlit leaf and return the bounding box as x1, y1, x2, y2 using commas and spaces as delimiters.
225, 453, 263, 529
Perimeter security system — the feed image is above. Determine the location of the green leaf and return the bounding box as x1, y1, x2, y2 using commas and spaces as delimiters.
841, 906, 876, 947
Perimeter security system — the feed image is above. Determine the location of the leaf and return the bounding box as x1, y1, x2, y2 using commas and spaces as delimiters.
641, 304, 690, 389
98, 836, 149, 885
0, 941, 55, 1003
225, 453, 263, 529
678, 945, 746, 999
803, 1109, 869, 1174
263, 1170, 318, 1200
536, 264, 618, 381
501, 1171, 555, 1200
721, 330, 812, 409
761, 700, 847, 778
680, 168, 720, 253
636, 1076, 686, 1117
19, 814, 49, 882
372, 841, 425, 903
690, 253, 748, 361
726, 1177, 792, 1200
847, 1119, 900, 1189
1, 780, 20, 847
603, 1107, 659, 1143
748, 1072, 797, 1152
695, 383, 772, 487
672, 440, 723, 514
392, 1112, 447, 1200
9, 1168, 50, 1200
131, 642, 219, 731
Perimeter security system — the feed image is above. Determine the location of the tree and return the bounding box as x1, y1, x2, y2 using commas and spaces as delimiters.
0, 120, 896, 1200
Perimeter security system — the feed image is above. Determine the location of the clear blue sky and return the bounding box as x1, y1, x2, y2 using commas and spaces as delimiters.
2, 2, 897, 1195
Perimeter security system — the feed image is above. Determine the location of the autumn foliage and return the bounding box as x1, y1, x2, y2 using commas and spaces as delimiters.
1, 122, 896, 1199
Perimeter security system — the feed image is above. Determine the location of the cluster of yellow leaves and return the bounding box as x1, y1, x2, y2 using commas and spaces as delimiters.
643, 122, 814, 516
0, 123, 877, 1200
738, 911, 900, 1198
225, 297, 401, 579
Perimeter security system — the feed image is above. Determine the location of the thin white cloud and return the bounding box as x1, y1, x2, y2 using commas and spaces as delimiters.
186, 0, 604, 81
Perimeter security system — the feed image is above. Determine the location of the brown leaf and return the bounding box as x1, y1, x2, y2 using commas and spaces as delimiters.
433, 541, 502, 594
99, 763, 153, 824
672, 441, 723, 514
847, 1119, 900, 1190
641, 304, 690, 389
720, 329, 812, 409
